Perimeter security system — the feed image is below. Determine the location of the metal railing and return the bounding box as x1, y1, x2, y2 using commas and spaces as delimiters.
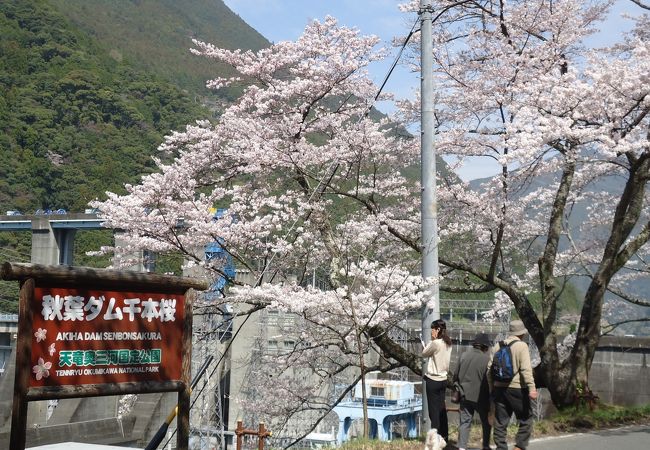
338, 393, 423, 410
0, 314, 18, 322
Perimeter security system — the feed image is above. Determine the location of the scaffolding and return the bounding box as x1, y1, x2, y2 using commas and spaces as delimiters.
154, 299, 232, 450
189, 310, 227, 450
184, 226, 235, 450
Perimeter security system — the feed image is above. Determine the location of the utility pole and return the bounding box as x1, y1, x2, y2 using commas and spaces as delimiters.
420, 0, 440, 432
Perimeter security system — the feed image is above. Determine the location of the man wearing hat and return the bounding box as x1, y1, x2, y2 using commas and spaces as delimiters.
453, 333, 492, 450
488, 319, 538, 450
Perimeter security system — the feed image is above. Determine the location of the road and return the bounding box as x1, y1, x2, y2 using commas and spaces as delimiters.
526, 424, 650, 450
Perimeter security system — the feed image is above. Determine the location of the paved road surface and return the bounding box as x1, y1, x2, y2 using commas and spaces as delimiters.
526, 424, 650, 450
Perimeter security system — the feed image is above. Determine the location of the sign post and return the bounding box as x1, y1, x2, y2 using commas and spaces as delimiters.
1, 262, 208, 450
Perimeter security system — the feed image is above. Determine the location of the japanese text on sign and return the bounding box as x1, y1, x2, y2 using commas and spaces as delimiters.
58, 348, 162, 367
41, 295, 176, 322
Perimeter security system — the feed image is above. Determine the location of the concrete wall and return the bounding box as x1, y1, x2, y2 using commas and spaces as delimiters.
449, 334, 650, 408
589, 336, 650, 406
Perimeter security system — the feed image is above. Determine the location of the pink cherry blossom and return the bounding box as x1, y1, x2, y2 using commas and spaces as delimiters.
48, 343, 56, 356
32, 357, 52, 381
34, 328, 47, 342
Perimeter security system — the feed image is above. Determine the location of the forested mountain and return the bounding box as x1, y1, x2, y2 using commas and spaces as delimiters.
48, 0, 269, 100
0, 0, 269, 311
0, 0, 268, 214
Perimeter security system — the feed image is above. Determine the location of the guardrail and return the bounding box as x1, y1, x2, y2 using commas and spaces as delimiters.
0, 314, 18, 322
450, 322, 508, 333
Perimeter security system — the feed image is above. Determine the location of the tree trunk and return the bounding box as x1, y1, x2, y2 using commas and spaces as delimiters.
355, 323, 369, 439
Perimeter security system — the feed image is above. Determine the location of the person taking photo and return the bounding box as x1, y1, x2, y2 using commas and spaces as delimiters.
422, 319, 453, 443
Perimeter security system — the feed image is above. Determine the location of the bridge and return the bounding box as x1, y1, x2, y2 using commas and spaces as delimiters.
0, 212, 130, 267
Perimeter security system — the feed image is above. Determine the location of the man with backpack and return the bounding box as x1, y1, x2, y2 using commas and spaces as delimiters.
488, 319, 538, 450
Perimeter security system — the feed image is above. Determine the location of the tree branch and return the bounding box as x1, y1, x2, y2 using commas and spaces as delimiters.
440, 282, 495, 294
601, 317, 650, 335
614, 220, 650, 273
539, 153, 576, 331
629, 0, 650, 11
367, 324, 422, 375
606, 285, 650, 308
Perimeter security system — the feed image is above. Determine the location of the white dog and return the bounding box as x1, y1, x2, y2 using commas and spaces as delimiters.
424, 428, 447, 450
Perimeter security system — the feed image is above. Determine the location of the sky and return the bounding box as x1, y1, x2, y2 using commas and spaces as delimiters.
222, 0, 642, 180
224, 0, 419, 101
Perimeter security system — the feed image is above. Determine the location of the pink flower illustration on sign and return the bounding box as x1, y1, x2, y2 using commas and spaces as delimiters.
48, 343, 56, 356
34, 328, 47, 342
32, 357, 52, 380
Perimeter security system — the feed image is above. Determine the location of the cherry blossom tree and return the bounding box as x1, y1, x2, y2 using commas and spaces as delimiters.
397, 0, 650, 407
93, 3, 650, 435
93, 17, 430, 439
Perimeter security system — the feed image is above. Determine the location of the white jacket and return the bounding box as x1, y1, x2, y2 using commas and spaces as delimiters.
422, 338, 452, 382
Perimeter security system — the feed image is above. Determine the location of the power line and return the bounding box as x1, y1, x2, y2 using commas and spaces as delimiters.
373, 15, 419, 103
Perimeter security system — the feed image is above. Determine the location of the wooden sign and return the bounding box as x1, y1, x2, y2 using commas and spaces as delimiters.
0, 262, 208, 450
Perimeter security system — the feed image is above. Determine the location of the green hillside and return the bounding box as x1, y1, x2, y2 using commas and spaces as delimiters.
49, 0, 269, 101
1, 0, 269, 211
0, 0, 211, 213
0, 0, 265, 311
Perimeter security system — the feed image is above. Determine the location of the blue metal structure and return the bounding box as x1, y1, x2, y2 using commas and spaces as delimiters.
204, 209, 236, 298
205, 241, 236, 294
203, 209, 236, 342
334, 397, 420, 443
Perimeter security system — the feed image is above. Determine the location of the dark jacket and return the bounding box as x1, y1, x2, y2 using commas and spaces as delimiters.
454, 347, 490, 403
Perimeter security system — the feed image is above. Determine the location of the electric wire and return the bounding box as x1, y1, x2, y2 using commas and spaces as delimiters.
373, 15, 419, 104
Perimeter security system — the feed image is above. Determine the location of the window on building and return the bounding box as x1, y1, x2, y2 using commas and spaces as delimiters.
370, 386, 384, 397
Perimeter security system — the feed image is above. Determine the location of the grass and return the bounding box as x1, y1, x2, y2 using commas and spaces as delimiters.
338, 404, 650, 450
550, 403, 650, 431
340, 438, 422, 450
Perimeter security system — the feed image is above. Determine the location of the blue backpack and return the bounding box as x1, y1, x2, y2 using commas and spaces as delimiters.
491, 340, 519, 382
